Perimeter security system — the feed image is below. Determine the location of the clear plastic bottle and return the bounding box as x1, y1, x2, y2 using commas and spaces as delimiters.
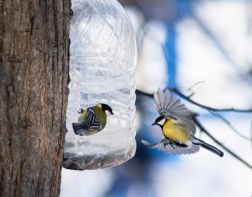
63, 0, 137, 170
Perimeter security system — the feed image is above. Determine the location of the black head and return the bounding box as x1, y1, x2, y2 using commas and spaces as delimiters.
152, 116, 166, 127
100, 103, 114, 115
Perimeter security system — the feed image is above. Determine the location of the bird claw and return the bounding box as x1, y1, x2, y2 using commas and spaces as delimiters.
163, 139, 178, 149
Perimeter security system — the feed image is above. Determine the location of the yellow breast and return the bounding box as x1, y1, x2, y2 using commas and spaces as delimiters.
162, 119, 190, 144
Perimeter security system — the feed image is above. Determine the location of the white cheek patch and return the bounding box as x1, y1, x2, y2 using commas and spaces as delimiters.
158, 118, 166, 125
105, 111, 112, 116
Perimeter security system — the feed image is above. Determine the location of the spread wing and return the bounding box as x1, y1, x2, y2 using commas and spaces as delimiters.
141, 139, 200, 155
154, 88, 196, 134
86, 107, 102, 131
163, 143, 200, 155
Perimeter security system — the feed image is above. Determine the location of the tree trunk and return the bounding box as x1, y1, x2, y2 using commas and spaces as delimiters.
0, 0, 70, 196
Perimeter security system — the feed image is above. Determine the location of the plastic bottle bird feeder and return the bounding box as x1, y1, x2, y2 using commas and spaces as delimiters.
63, 0, 137, 170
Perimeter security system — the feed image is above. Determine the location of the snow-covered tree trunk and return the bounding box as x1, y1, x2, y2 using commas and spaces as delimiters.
0, 0, 70, 196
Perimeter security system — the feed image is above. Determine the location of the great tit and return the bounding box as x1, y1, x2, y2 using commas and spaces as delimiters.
141, 89, 224, 157
72, 103, 114, 136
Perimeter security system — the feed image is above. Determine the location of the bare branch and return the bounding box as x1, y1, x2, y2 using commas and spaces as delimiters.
209, 111, 252, 141
187, 81, 205, 91
192, 115, 252, 170
136, 88, 252, 170
136, 88, 252, 112
169, 88, 252, 113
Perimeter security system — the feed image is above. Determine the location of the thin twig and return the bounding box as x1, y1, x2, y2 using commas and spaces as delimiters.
209, 110, 252, 141
169, 88, 252, 113
136, 88, 252, 112
136, 88, 252, 169
137, 88, 252, 141
192, 115, 252, 170
186, 81, 205, 98
187, 81, 205, 91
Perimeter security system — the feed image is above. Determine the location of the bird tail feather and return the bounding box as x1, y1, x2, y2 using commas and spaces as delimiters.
72, 123, 83, 132
72, 121, 89, 132
192, 137, 224, 157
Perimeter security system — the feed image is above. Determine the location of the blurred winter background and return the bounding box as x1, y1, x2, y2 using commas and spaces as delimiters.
61, 0, 252, 196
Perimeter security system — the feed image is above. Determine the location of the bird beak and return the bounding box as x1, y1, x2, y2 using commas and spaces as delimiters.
111, 112, 114, 115
152, 122, 156, 126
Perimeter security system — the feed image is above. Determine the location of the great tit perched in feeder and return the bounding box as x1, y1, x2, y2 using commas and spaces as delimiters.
72, 103, 114, 136
142, 89, 224, 157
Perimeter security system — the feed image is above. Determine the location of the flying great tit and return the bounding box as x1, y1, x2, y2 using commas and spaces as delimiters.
72, 103, 114, 136
141, 89, 224, 157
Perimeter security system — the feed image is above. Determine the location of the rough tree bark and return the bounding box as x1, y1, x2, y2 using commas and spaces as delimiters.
0, 0, 70, 196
